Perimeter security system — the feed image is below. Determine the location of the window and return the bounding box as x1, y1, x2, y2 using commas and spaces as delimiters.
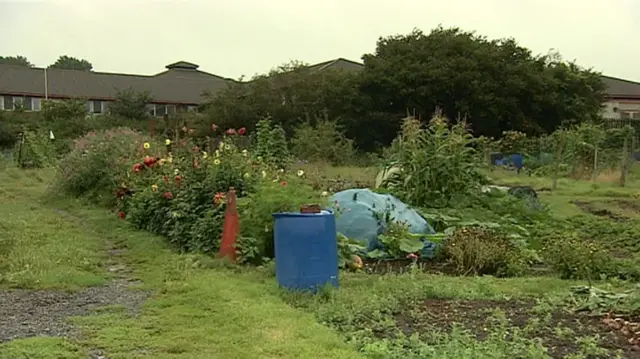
620, 111, 640, 120
92, 100, 102, 114
102, 101, 109, 114
22, 97, 33, 111
167, 105, 176, 115
86, 101, 91, 113
0, 96, 4, 110
12, 96, 23, 110
187, 106, 198, 112
147, 104, 156, 117
155, 105, 166, 117
31, 97, 41, 111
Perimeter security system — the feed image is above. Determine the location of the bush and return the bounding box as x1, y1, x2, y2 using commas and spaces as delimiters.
52, 127, 154, 203
237, 177, 323, 264
12, 130, 57, 168
542, 236, 614, 280
290, 120, 357, 165
441, 227, 527, 276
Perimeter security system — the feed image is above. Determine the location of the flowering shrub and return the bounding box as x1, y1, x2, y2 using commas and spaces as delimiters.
53, 127, 154, 203
117, 128, 258, 253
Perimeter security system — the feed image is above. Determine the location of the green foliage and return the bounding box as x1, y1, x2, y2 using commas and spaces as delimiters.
381, 114, 486, 207
290, 120, 357, 165
361, 27, 605, 139
107, 88, 153, 120
48, 55, 92, 71
236, 178, 322, 264
52, 128, 151, 203
0, 55, 33, 67
12, 130, 57, 168
337, 233, 365, 269
442, 227, 527, 276
252, 118, 290, 168
542, 236, 613, 280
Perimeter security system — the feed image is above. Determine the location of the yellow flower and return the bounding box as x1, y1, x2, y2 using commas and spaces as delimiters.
143, 142, 150, 149
297, 169, 305, 177
151, 184, 158, 192
166, 156, 173, 163
261, 170, 267, 178
278, 169, 284, 173
174, 169, 180, 175
213, 159, 221, 165
202, 151, 208, 159
158, 158, 166, 166
257, 156, 263, 162
321, 191, 328, 197
243, 172, 250, 179
219, 142, 225, 150
215, 150, 220, 157
225, 145, 231, 151
165, 139, 171, 146
242, 149, 248, 157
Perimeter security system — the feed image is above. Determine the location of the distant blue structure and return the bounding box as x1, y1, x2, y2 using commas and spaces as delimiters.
492, 153, 524, 170
329, 189, 437, 259
273, 211, 339, 292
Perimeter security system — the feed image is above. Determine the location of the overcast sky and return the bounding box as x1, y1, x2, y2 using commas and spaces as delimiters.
1, 0, 639, 81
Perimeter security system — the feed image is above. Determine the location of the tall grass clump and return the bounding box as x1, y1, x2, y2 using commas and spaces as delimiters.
381, 112, 487, 207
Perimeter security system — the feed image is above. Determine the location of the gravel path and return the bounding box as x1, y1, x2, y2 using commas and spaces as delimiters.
0, 208, 153, 349
0, 278, 149, 343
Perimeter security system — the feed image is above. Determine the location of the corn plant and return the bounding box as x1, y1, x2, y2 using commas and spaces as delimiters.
382, 112, 486, 207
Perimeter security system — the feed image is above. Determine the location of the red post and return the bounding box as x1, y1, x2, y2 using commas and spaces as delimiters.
218, 187, 239, 262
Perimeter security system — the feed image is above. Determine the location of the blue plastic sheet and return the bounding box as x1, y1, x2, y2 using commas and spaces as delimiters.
329, 189, 436, 258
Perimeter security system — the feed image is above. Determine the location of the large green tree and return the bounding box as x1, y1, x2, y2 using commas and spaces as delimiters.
360, 27, 606, 139
0, 55, 33, 67
49, 55, 93, 71
204, 61, 365, 140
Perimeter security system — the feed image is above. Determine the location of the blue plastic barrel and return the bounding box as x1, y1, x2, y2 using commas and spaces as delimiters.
272, 211, 339, 292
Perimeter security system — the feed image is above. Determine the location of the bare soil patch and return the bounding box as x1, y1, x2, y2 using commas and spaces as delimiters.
394, 299, 640, 358
573, 200, 629, 221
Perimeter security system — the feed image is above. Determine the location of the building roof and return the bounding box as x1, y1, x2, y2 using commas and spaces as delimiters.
0, 61, 235, 105
602, 75, 640, 100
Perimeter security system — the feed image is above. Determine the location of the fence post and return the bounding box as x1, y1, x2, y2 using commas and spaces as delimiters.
552, 131, 565, 191
17, 131, 25, 168
592, 147, 598, 182
620, 134, 629, 187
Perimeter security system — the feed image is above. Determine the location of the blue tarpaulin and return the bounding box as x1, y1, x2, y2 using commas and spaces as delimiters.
329, 188, 437, 258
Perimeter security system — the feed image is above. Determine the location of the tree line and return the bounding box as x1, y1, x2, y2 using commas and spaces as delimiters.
0, 55, 93, 71
204, 26, 606, 152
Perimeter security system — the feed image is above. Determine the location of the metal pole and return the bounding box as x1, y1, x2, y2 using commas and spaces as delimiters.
44, 68, 48, 99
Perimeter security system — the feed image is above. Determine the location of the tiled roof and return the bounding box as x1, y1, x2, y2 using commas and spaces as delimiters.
0, 61, 235, 104
602, 76, 640, 99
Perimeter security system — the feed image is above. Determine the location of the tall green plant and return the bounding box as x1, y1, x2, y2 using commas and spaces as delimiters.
382, 113, 486, 207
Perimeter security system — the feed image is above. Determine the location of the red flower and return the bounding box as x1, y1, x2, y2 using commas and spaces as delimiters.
237, 127, 246, 135
163, 175, 169, 184
192, 146, 200, 153
182, 126, 188, 132
226, 128, 236, 135
193, 159, 199, 169
407, 253, 419, 260
132, 163, 144, 173
174, 175, 182, 183
143, 156, 157, 167
280, 181, 288, 187
211, 124, 218, 131
163, 192, 173, 200
116, 188, 125, 198
118, 211, 126, 219
213, 192, 226, 205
